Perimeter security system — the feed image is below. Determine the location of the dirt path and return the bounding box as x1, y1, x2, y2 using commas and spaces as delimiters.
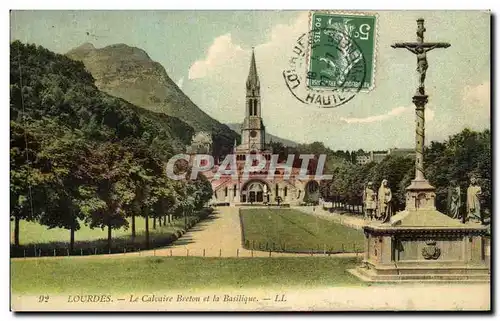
13, 207, 359, 260
133, 207, 358, 258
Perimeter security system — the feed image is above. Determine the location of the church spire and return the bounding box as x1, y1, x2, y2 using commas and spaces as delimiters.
246, 47, 259, 89
242, 47, 265, 152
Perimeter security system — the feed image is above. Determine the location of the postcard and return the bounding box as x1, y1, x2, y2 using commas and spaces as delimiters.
10, 9, 491, 311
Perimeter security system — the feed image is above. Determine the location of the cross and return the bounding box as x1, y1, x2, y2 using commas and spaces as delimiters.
391, 18, 450, 95
390, 19, 451, 191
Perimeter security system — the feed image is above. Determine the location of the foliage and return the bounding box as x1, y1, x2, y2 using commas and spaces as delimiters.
319, 128, 491, 219
425, 129, 491, 217
10, 41, 213, 252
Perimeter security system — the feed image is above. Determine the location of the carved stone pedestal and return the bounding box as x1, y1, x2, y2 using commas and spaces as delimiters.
405, 179, 436, 211
349, 210, 490, 282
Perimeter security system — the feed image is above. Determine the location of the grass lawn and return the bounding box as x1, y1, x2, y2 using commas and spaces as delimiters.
10, 215, 203, 257
10, 217, 172, 245
240, 208, 365, 253
11, 256, 364, 294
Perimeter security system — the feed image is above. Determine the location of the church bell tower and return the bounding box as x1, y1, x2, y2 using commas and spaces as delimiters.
241, 48, 266, 152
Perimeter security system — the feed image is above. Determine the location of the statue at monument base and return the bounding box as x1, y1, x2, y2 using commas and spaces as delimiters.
377, 179, 392, 223
467, 177, 482, 224
446, 181, 461, 220
362, 182, 377, 220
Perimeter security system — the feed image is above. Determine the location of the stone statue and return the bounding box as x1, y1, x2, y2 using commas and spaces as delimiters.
446, 182, 461, 220
377, 179, 392, 222
466, 177, 482, 223
363, 182, 377, 220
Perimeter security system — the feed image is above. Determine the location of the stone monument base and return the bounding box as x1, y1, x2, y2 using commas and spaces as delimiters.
349, 209, 490, 282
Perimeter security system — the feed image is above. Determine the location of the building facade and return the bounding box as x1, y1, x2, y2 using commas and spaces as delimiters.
355, 148, 416, 165
192, 50, 321, 205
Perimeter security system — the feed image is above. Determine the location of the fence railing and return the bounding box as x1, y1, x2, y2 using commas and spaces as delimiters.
13, 244, 364, 259
242, 240, 363, 254
324, 201, 364, 215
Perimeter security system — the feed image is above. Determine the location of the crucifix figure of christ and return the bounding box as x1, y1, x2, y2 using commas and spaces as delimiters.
391, 18, 450, 95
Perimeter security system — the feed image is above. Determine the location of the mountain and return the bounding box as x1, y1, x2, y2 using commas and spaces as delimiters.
66, 43, 238, 157
10, 41, 193, 155
226, 123, 298, 147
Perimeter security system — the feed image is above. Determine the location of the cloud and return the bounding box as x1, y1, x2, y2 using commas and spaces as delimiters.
188, 34, 245, 80
425, 107, 435, 122
463, 81, 490, 107
339, 105, 435, 124
182, 12, 488, 150
176, 77, 184, 89
340, 106, 409, 124
455, 81, 490, 129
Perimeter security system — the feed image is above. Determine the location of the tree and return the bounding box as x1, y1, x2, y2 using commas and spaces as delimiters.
10, 121, 47, 246
83, 142, 131, 252
10, 41, 214, 255
270, 141, 287, 162
367, 155, 414, 211
425, 128, 491, 217
187, 173, 213, 211
34, 120, 96, 252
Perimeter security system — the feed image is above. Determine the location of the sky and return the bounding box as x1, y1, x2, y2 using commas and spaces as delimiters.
10, 10, 490, 150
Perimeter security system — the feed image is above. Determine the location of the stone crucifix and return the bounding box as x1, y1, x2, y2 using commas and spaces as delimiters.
391, 18, 451, 95
391, 18, 450, 184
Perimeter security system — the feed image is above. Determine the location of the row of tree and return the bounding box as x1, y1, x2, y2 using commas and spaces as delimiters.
319, 128, 491, 220
10, 41, 213, 252
269, 141, 361, 164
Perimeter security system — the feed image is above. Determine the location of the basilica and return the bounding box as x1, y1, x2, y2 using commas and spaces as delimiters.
187, 50, 320, 205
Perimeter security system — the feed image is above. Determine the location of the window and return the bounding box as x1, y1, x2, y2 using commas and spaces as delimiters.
233, 185, 236, 196
225, 187, 228, 197
284, 186, 288, 197
249, 99, 258, 116
249, 99, 257, 116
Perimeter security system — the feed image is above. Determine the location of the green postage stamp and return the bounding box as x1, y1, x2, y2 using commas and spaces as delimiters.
308, 12, 377, 91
